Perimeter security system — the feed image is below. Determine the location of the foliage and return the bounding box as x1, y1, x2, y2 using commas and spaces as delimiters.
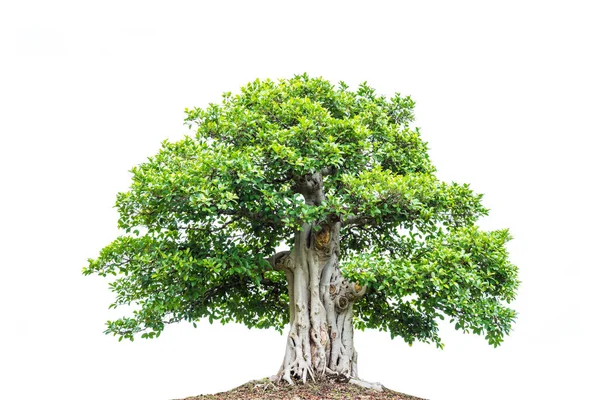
84, 74, 518, 347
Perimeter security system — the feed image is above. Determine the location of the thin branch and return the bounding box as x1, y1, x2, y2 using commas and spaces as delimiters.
342, 215, 373, 227
209, 214, 243, 233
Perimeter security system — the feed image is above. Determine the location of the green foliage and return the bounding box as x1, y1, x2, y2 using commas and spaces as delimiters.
84, 74, 518, 346
346, 227, 518, 348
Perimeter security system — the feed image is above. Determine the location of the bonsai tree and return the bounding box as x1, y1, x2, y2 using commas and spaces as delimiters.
84, 74, 519, 385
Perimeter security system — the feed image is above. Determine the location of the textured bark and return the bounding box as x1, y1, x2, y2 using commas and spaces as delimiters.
275, 220, 366, 384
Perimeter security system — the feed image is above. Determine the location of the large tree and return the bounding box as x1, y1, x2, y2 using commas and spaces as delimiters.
84, 74, 519, 385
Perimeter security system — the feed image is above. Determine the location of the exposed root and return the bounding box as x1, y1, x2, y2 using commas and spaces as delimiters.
349, 378, 384, 392
280, 357, 315, 385
323, 368, 351, 383
252, 381, 276, 391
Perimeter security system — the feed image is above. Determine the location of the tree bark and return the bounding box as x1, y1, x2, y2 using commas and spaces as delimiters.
274, 220, 366, 384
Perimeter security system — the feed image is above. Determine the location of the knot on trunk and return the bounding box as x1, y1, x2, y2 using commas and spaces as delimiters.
329, 284, 337, 295
335, 296, 349, 312
351, 282, 367, 298
315, 224, 331, 250
333, 280, 367, 313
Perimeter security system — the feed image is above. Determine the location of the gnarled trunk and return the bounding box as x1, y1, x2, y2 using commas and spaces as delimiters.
274, 221, 366, 385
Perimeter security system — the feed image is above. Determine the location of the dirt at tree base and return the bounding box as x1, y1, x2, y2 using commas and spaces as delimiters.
179, 377, 427, 400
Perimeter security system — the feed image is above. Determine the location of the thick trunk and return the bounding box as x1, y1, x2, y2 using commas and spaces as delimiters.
275, 221, 366, 385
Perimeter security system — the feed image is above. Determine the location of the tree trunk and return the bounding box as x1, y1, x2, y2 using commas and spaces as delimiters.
274, 221, 366, 385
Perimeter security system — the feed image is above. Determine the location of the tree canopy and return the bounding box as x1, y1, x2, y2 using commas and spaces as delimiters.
84, 74, 519, 349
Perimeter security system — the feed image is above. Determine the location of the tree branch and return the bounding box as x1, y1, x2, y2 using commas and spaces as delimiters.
342, 215, 373, 227
267, 250, 292, 271
320, 166, 337, 176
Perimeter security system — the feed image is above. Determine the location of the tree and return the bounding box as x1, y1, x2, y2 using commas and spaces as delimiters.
84, 74, 519, 385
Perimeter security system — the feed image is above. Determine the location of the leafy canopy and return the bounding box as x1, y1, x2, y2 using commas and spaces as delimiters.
84, 74, 519, 347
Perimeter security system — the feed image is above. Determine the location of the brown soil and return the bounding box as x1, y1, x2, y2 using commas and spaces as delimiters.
178, 377, 427, 400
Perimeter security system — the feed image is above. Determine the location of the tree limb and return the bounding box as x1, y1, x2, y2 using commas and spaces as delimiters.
267, 250, 292, 271
342, 215, 373, 227
320, 166, 337, 176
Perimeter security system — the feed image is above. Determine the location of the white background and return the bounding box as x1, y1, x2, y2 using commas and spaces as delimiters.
1, 1, 598, 399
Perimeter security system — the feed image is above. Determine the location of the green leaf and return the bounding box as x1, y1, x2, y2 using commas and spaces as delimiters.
84, 74, 518, 350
